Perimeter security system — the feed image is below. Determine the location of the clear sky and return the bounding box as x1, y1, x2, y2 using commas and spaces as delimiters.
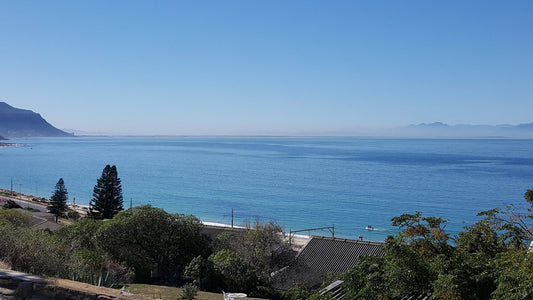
1, 1, 532, 135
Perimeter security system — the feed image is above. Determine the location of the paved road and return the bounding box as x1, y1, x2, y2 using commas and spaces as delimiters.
0, 196, 47, 212
0, 194, 65, 231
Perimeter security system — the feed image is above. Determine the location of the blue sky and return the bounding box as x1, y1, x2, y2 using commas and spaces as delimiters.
1, 1, 532, 135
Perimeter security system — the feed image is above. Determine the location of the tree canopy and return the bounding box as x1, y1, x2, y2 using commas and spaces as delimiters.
209, 221, 296, 296
88, 165, 123, 219
48, 178, 68, 222
95, 205, 209, 281
340, 193, 533, 300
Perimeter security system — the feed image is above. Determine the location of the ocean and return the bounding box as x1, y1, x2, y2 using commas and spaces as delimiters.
2, 137, 533, 241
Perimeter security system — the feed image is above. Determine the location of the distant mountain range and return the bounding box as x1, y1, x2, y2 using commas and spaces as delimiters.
1, 101, 532, 139
0, 102, 73, 138
395, 122, 533, 138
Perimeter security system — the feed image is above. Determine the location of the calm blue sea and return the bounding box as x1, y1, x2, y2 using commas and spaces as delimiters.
2, 137, 533, 241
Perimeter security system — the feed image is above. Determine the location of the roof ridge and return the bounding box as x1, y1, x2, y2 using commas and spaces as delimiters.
310, 235, 384, 245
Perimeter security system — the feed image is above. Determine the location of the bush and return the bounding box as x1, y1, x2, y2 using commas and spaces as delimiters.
54, 218, 103, 251
179, 283, 198, 300
95, 205, 210, 281
0, 209, 31, 227
0, 211, 67, 276
3, 200, 21, 209
0, 224, 67, 276
215, 221, 296, 273
68, 250, 134, 287
0, 259, 11, 270
67, 209, 81, 220
209, 249, 260, 293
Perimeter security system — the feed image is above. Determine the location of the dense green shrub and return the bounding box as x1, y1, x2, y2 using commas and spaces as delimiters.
0, 209, 31, 227
54, 217, 103, 251
0, 210, 65, 275
209, 249, 260, 293
179, 283, 199, 300
214, 221, 296, 275
67, 209, 81, 220
94, 205, 210, 281
341, 210, 530, 299
0, 224, 67, 276
210, 221, 296, 296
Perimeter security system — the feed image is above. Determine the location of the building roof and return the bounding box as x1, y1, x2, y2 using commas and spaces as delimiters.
272, 235, 385, 290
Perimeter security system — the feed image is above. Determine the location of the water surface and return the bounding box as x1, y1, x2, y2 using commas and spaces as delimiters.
2, 137, 533, 241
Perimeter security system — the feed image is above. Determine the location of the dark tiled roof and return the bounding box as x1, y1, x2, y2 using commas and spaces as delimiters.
298, 236, 385, 274
272, 236, 384, 290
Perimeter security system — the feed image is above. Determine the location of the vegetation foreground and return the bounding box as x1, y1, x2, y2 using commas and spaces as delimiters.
2, 167, 533, 299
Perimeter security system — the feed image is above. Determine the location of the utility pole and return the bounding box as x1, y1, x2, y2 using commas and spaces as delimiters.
130, 198, 132, 209
231, 208, 234, 228
10, 177, 13, 195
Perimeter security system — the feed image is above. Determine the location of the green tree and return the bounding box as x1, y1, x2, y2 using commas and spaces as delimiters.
209, 249, 260, 293
184, 256, 214, 289
214, 221, 295, 274
48, 178, 68, 222
479, 188, 533, 244
343, 213, 455, 299
342, 208, 530, 299
54, 217, 104, 252
211, 221, 295, 296
491, 249, 533, 299
95, 205, 209, 280
88, 165, 123, 219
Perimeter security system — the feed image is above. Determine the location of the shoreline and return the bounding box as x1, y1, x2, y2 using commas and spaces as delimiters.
0, 143, 16, 147
0, 188, 312, 247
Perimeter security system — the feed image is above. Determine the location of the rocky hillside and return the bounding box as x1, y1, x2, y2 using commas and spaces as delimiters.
0, 102, 73, 138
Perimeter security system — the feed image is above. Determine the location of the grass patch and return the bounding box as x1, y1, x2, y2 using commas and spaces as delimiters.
123, 284, 221, 300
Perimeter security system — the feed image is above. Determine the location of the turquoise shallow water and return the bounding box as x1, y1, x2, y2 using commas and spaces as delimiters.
2, 137, 533, 241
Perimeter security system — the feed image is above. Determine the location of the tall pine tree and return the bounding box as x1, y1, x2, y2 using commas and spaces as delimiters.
48, 178, 68, 222
89, 165, 123, 219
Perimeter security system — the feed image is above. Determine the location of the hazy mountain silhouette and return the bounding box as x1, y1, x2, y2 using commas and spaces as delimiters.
396, 122, 533, 138
0, 102, 73, 138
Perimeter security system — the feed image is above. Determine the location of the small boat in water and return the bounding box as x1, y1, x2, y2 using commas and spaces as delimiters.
365, 225, 375, 230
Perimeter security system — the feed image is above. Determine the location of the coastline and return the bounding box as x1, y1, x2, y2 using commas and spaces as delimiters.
202, 221, 310, 247
0, 141, 19, 147
0, 189, 311, 248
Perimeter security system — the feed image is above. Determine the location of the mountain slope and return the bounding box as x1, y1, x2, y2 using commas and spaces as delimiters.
0, 102, 73, 138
